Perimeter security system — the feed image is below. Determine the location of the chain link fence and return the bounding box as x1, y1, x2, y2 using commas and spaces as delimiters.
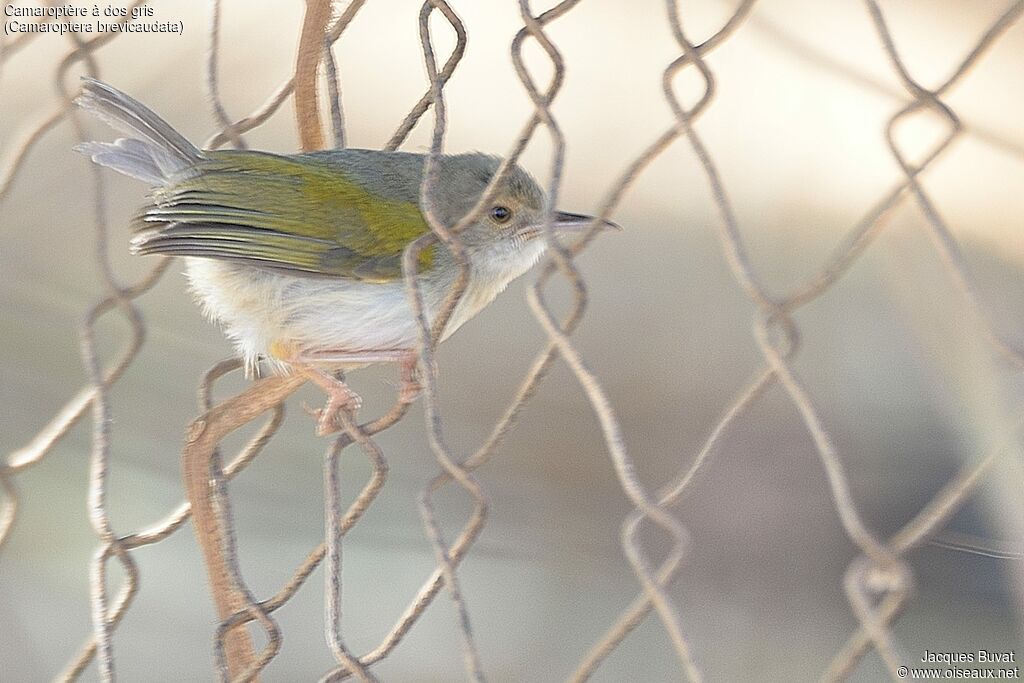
2, 0, 1023, 680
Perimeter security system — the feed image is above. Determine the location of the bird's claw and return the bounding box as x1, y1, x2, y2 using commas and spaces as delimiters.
398, 353, 430, 404
398, 377, 422, 404
313, 389, 362, 436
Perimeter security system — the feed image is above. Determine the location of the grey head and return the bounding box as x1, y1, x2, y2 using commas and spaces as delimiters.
427, 153, 546, 251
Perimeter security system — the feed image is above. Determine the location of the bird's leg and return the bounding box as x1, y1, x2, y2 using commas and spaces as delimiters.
276, 344, 421, 435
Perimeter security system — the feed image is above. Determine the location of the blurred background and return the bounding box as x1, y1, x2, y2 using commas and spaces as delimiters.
2, 0, 1023, 681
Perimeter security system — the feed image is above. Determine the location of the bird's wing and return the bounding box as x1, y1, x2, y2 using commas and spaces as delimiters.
132, 150, 434, 281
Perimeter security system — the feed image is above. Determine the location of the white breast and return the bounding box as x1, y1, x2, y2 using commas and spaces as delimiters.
183, 237, 546, 376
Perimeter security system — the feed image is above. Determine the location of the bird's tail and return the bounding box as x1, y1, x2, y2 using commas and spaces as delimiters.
73, 78, 202, 185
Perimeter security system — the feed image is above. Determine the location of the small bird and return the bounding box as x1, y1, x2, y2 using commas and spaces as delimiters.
74, 79, 616, 434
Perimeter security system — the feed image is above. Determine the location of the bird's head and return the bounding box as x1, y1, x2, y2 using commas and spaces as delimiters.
428, 153, 618, 278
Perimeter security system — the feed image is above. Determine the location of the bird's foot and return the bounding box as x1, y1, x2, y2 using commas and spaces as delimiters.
283, 346, 423, 433
398, 352, 424, 404
313, 381, 362, 436
398, 379, 422, 404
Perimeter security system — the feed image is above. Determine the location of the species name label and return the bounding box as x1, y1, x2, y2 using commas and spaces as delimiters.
4, 4, 184, 36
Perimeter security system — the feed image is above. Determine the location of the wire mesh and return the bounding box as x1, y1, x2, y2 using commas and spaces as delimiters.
2, 0, 1023, 681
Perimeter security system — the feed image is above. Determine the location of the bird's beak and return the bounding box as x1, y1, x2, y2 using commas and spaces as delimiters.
551, 210, 622, 233
519, 211, 621, 242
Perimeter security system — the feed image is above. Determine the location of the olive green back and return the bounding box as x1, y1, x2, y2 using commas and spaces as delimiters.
134, 149, 435, 281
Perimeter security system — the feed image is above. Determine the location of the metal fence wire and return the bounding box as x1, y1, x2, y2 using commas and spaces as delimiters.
1, 0, 1023, 681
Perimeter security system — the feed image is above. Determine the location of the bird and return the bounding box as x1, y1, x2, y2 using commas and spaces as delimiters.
74, 78, 616, 434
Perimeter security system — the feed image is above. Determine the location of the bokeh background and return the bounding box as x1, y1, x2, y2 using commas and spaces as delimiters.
2, 1, 1023, 681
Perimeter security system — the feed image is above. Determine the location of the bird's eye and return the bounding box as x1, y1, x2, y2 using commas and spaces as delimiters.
490, 205, 512, 223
